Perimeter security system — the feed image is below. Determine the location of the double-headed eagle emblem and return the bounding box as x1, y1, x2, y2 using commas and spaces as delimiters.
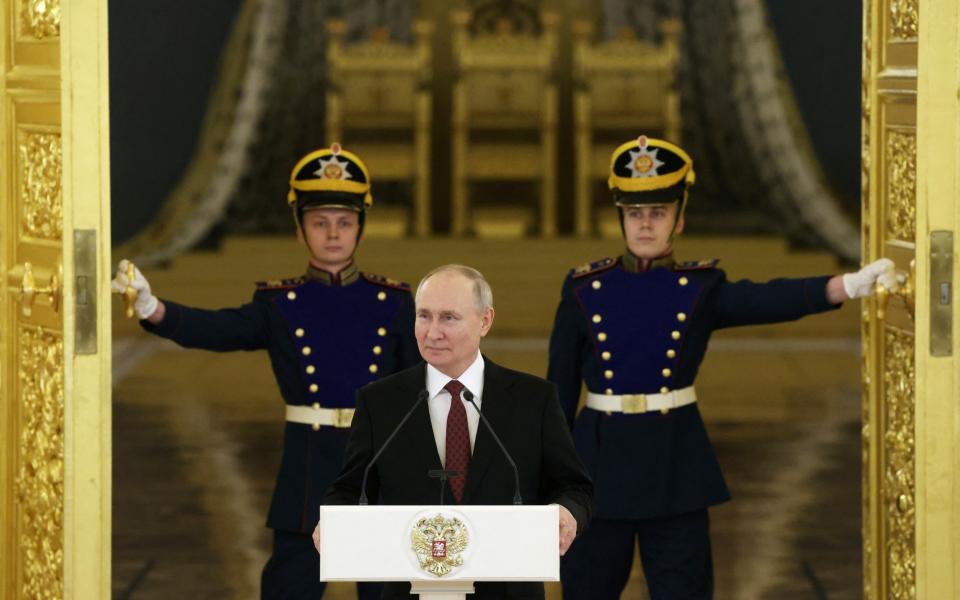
411, 514, 470, 577
314, 142, 352, 181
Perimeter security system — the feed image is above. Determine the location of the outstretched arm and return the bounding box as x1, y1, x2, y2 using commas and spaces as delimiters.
112, 258, 270, 351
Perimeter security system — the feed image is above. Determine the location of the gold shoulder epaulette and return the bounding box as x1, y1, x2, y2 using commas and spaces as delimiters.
256, 276, 305, 291
361, 272, 411, 291
571, 257, 616, 279
674, 259, 720, 271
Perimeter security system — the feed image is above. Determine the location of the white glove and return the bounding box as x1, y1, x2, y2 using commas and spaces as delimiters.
842, 258, 897, 299
111, 259, 159, 319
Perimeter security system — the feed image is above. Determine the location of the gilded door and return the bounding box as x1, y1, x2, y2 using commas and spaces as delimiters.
0, 1, 112, 599
862, 0, 960, 597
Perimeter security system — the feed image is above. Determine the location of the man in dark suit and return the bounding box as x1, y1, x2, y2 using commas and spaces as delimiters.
315, 264, 594, 599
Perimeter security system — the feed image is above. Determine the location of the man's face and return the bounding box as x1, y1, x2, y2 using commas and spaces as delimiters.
415, 271, 494, 378
622, 202, 684, 260
298, 208, 359, 269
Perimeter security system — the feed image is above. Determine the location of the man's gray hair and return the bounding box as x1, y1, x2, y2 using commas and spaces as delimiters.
416, 264, 494, 313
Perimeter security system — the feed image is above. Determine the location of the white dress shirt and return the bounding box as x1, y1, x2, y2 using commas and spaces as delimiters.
425, 351, 485, 467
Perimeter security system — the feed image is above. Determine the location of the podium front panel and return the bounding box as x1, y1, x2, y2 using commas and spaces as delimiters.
319, 505, 559, 582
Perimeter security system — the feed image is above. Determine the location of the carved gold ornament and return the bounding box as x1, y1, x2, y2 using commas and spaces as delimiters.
15, 325, 65, 599
19, 132, 63, 240
885, 132, 916, 242
888, 0, 918, 40
411, 514, 469, 577
19, 0, 61, 39
883, 328, 915, 599
861, 308, 873, 600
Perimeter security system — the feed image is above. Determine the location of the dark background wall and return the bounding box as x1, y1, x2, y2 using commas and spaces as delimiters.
109, 1, 242, 245
766, 0, 861, 217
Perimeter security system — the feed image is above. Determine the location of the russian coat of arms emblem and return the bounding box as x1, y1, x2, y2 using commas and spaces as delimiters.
411, 514, 470, 577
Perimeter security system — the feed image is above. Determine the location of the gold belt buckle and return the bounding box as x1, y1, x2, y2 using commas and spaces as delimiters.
621, 394, 647, 414
333, 408, 355, 428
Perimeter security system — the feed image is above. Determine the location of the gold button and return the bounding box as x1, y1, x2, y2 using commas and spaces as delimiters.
372, 345, 382, 355
306, 365, 316, 375
601, 351, 611, 361
309, 384, 319, 393
312, 423, 320, 431
678, 277, 688, 286
671, 331, 681, 340
302, 346, 312, 356
662, 368, 672, 378
660, 386, 670, 394
377, 291, 387, 301
666, 349, 676, 359
597, 332, 607, 342
660, 408, 670, 415
605, 388, 613, 395
295, 328, 305, 338
287, 291, 297, 300
369, 364, 379, 374
377, 327, 387, 337
604, 370, 614, 380
312, 402, 320, 409
677, 313, 687, 322
592, 280, 602, 290
592, 314, 602, 324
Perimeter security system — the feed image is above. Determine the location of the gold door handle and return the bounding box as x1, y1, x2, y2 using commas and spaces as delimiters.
110, 261, 140, 319
875, 259, 915, 321
123, 261, 138, 319
15, 262, 61, 317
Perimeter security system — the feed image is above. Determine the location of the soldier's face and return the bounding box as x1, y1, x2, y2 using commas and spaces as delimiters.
298, 208, 359, 269
414, 272, 494, 378
622, 203, 684, 259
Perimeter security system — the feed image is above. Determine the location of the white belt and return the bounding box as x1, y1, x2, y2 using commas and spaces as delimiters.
286, 404, 355, 430
585, 386, 697, 414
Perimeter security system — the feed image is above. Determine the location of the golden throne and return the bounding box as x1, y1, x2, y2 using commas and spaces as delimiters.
325, 20, 434, 237
450, 8, 559, 238
573, 19, 682, 237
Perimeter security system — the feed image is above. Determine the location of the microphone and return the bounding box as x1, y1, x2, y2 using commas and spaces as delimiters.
359, 389, 430, 505
462, 389, 522, 505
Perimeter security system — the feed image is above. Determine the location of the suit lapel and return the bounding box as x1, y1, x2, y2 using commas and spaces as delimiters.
394, 363, 444, 474
463, 356, 516, 503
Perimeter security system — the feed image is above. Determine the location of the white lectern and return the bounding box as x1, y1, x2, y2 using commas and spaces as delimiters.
319, 505, 559, 600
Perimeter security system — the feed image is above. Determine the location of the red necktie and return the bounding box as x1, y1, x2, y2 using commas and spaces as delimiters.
444, 380, 470, 503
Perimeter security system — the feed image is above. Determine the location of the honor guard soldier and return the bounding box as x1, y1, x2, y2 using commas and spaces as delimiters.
113, 144, 419, 600
548, 136, 894, 599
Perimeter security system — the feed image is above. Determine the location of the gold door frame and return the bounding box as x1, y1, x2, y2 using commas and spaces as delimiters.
862, 0, 960, 597
1, 0, 112, 598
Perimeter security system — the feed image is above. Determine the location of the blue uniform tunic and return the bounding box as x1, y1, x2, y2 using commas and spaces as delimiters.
141, 263, 420, 532
547, 254, 840, 520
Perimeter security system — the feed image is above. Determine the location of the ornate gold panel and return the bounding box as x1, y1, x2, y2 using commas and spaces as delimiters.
4, 0, 112, 597
14, 324, 64, 600
879, 0, 917, 73
885, 132, 916, 242
861, 310, 875, 600
18, 0, 61, 40
18, 130, 62, 240
888, 0, 918, 40
882, 327, 916, 599
864, 0, 921, 597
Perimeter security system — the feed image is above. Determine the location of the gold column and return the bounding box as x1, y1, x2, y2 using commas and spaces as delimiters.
914, 0, 960, 596
863, 0, 960, 597
1, 0, 112, 598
